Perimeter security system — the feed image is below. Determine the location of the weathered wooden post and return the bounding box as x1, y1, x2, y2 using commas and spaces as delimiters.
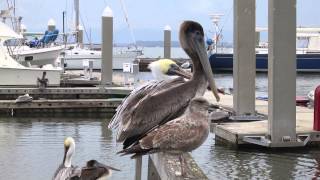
268, 0, 297, 144
164, 25, 171, 59
135, 157, 142, 180
47, 18, 56, 31
233, 0, 256, 115
101, 6, 113, 86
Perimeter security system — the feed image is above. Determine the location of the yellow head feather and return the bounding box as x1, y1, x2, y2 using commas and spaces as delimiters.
158, 59, 177, 74
64, 137, 74, 147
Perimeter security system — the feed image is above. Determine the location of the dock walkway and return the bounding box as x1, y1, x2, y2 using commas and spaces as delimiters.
204, 92, 319, 146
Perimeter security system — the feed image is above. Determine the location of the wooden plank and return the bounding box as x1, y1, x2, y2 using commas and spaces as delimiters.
0, 99, 122, 109
0, 87, 132, 95
148, 153, 208, 180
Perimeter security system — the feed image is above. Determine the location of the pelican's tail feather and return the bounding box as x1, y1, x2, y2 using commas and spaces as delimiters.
117, 144, 153, 159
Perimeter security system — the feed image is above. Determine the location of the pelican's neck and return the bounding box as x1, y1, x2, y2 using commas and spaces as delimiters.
63, 144, 75, 167
189, 58, 207, 96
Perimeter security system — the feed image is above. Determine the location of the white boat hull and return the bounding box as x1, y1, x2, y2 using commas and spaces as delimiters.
63, 47, 142, 70
12, 46, 64, 67
0, 67, 61, 86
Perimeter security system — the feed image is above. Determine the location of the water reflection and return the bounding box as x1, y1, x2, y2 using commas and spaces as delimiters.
2, 116, 320, 179
2, 72, 320, 179
0, 117, 139, 180
192, 133, 320, 179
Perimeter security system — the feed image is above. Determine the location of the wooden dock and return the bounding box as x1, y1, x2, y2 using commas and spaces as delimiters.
0, 87, 132, 115
204, 91, 320, 147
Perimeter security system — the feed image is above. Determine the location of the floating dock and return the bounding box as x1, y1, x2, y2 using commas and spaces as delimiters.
204, 92, 320, 147
0, 86, 131, 116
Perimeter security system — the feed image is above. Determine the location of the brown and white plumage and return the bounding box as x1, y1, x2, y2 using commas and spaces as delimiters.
53, 137, 81, 180
118, 97, 212, 158
73, 160, 120, 180
108, 20, 220, 149
53, 137, 119, 180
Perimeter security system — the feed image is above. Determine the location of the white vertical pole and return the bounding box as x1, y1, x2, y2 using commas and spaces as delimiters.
268, 0, 297, 143
233, 0, 256, 115
74, 0, 80, 43
164, 25, 171, 59
101, 7, 113, 85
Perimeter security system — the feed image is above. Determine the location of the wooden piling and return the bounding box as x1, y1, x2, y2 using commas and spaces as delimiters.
233, 0, 256, 115
101, 6, 113, 85
47, 18, 56, 31
147, 153, 208, 180
135, 157, 142, 180
268, 0, 297, 143
163, 25, 171, 59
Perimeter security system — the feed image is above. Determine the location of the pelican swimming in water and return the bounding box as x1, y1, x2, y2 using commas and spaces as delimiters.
119, 97, 213, 176
53, 137, 119, 180
108, 20, 220, 149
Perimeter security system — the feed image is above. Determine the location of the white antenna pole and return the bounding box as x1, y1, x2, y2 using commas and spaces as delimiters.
119, 0, 137, 47
209, 13, 223, 53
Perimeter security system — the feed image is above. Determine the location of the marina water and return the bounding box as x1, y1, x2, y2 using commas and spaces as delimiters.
1, 47, 320, 179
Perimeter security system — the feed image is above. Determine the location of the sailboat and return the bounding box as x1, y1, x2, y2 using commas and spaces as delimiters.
63, 0, 143, 70
0, 1, 64, 68
0, 21, 61, 86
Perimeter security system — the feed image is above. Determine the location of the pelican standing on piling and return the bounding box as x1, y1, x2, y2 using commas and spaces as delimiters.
108, 20, 220, 149
53, 137, 119, 180
119, 97, 213, 176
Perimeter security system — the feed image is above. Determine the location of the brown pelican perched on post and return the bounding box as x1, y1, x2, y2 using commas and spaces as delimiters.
53, 137, 120, 180
119, 97, 213, 176
108, 20, 220, 149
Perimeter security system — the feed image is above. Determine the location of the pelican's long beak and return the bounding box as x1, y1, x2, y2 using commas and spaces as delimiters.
194, 39, 220, 102
167, 65, 192, 79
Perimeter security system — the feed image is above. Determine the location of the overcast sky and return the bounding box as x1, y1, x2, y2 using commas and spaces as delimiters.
1, 0, 320, 43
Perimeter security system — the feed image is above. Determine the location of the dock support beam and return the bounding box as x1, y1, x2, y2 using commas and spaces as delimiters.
233, 0, 256, 115
101, 7, 113, 85
163, 25, 171, 59
268, 0, 297, 143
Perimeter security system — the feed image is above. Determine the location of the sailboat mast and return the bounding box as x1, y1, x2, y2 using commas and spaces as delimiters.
74, 0, 80, 43
119, 0, 137, 47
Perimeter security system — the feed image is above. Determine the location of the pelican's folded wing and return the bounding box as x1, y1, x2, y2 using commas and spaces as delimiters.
108, 77, 186, 130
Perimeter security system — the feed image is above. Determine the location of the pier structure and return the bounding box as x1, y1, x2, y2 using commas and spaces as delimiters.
101, 6, 113, 85
233, 0, 256, 116
215, 0, 315, 147
163, 25, 171, 59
